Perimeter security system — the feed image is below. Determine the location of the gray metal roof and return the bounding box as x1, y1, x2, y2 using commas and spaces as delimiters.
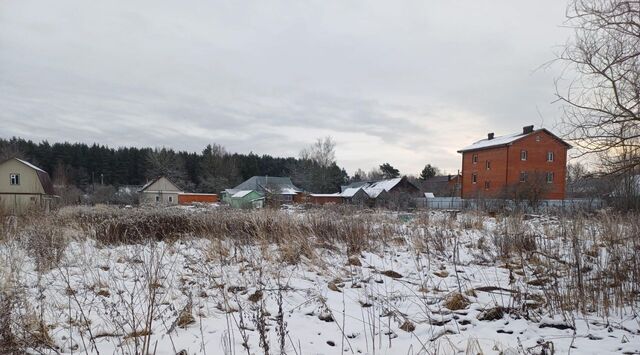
232, 176, 302, 194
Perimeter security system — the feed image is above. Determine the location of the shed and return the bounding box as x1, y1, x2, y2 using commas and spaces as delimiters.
342, 187, 370, 205
227, 190, 265, 209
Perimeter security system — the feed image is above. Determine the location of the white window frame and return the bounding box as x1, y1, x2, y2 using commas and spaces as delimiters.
547, 151, 554, 162
155, 196, 160, 202
10, 173, 20, 185
472, 173, 477, 184
472, 154, 478, 164
520, 150, 528, 161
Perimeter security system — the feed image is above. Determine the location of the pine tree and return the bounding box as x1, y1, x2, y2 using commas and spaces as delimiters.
379, 163, 400, 179
419, 164, 440, 180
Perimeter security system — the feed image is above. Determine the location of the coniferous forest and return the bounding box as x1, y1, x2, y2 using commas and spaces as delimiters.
0, 137, 349, 195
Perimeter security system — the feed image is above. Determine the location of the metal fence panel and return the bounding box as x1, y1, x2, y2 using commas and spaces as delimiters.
420, 197, 605, 212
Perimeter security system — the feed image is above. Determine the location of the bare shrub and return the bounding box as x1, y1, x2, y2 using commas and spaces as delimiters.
0, 289, 55, 354
21, 218, 67, 271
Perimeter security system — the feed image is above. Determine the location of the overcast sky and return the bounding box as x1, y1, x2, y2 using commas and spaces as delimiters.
0, 0, 571, 175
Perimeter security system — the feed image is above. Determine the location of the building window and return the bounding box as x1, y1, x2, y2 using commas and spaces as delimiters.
472, 154, 478, 164
472, 173, 477, 184
520, 171, 528, 183
10, 173, 20, 185
547, 151, 554, 162
536, 135, 541, 142
484, 181, 490, 189
485, 160, 491, 170
520, 150, 528, 161
155, 196, 160, 202
168, 196, 173, 203
546, 172, 554, 183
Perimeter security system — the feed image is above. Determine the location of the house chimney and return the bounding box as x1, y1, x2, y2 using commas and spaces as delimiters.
487, 132, 494, 140
523, 125, 534, 134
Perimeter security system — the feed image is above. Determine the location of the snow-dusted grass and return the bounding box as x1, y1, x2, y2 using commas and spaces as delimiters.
1, 206, 639, 354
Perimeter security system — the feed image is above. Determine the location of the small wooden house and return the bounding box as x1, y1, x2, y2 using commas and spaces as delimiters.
0, 158, 56, 215
138, 176, 182, 205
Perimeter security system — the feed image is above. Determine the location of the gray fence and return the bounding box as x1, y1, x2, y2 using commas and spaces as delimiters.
416, 197, 605, 212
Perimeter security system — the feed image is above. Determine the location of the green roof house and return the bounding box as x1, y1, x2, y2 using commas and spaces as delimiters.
222, 176, 303, 207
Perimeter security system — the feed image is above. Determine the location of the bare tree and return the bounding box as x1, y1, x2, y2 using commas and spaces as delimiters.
556, 0, 640, 175
298, 136, 339, 192
366, 167, 384, 181
503, 172, 552, 211
299, 136, 336, 168
0, 141, 25, 161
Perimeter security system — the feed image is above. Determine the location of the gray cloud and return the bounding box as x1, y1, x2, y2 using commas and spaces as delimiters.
0, 0, 570, 175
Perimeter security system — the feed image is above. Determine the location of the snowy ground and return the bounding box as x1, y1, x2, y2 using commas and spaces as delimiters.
1, 209, 639, 354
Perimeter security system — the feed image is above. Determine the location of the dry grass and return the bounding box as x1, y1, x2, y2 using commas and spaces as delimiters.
52, 206, 400, 259
443, 292, 470, 310
0, 205, 639, 354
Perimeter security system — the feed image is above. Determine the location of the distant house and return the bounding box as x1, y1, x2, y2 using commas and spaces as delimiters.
0, 158, 56, 215
457, 125, 571, 200
422, 174, 461, 197
339, 176, 421, 207
223, 176, 304, 205
342, 177, 421, 197
138, 176, 182, 205
139, 177, 219, 206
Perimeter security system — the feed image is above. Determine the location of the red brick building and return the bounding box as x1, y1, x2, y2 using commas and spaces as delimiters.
457, 125, 571, 200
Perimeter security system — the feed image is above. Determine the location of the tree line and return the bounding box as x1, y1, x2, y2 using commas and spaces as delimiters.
0, 137, 349, 194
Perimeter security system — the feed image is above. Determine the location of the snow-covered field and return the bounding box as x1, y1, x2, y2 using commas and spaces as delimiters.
1, 207, 639, 354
